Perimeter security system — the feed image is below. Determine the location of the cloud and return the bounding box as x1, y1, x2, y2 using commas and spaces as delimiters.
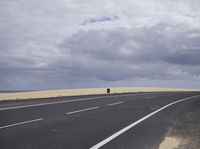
165, 50, 200, 65
60, 24, 200, 82
81, 16, 118, 25
0, 0, 200, 90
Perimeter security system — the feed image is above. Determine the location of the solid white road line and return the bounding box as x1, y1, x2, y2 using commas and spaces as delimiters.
0, 118, 43, 130
66, 107, 99, 115
90, 95, 200, 149
108, 102, 124, 106
0, 93, 155, 111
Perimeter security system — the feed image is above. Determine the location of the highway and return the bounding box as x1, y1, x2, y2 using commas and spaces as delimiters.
0, 92, 200, 149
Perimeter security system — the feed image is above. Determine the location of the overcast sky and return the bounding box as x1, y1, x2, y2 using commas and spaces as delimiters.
1, 0, 200, 90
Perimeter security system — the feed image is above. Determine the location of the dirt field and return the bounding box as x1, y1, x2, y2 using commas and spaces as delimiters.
0, 87, 198, 101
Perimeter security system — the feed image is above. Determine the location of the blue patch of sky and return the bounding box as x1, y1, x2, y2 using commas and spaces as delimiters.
81, 15, 118, 25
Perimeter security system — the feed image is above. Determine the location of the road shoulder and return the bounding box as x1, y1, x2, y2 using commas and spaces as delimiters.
159, 99, 200, 149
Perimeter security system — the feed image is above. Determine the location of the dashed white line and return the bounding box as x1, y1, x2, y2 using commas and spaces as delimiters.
0, 118, 43, 130
90, 94, 200, 149
66, 107, 99, 115
108, 102, 124, 106
146, 96, 155, 99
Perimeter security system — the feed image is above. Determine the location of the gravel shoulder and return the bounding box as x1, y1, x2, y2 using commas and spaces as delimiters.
159, 98, 200, 149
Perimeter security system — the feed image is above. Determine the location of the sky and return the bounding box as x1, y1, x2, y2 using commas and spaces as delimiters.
0, 0, 200, 90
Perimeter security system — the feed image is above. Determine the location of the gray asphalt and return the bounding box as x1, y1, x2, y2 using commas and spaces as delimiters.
0, 92, 199, 149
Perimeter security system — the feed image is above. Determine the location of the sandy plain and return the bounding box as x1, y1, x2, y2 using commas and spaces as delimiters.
0, 87, 199, 101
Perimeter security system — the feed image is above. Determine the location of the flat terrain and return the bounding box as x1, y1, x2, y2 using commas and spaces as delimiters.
0, 87, 198, 101
0, 92, 200, 149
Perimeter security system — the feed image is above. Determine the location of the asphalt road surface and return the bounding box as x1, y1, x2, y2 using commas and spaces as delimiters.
0, 92, 200, 149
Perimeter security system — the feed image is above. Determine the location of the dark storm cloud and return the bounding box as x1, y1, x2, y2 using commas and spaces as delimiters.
62, 24, 199, 62
165, 50, 200, 65
59, 24, 200, 83
62, 24, 200, 65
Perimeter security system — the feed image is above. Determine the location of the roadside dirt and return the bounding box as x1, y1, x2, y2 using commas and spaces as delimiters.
159, 99, 200, 149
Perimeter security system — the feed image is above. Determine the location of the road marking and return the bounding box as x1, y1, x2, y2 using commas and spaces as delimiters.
0, 93, 155, 111
146, 96, 155, 99
90, 94, 200, 149
66, 107, 99, 115
108, 102, 124, 106
0, 118, 43, 130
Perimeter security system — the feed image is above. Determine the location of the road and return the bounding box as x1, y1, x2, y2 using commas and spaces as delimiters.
0, 92, 200, 149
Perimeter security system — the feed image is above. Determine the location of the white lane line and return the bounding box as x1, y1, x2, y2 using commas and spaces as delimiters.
90, 94, 200, 149
145, 96, 155, 99
108, 102, 124, 106
0, 93, 155, 111
0, 118, 43, 130
66, 107, 99, 115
